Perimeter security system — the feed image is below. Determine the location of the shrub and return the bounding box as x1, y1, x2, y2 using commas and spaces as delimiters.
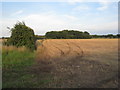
6, 21, 36, 51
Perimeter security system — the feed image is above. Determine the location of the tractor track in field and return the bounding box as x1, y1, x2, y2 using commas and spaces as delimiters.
51, 41, 71, 57
71, 42, 84, 57
45, 39, 84, 58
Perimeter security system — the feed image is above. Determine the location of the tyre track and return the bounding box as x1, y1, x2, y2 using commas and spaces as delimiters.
74, 44, 84, 57
50, 40, 71, 57
70, 41, 84, 57
45, 40, 65, 56
37, 39, 84, 60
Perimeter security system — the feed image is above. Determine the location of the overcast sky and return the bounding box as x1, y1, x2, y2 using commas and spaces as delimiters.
0, 1, 119, 37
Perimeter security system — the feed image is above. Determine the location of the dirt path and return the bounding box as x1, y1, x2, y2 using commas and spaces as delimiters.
35, 39, 118, 88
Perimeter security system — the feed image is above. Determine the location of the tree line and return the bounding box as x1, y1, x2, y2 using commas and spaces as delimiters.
92, 34, 120, 38
2, 32, 120, 40
45, 30, 92, 39
36, 30, 119, 39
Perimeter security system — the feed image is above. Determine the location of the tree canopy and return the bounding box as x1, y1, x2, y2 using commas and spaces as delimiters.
6, 21, 36, 50
45, 30, 92, 39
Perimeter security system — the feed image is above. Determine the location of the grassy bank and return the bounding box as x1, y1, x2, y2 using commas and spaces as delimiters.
2, 46, 35, 88
2, 46, 35, 70
2, 45, 53, 88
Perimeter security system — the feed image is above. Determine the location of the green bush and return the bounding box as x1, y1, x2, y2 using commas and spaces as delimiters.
6, 22, 36, 51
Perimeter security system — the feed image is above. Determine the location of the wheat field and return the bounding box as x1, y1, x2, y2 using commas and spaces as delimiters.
36, 39, 118, 65
35, 39, 118, 88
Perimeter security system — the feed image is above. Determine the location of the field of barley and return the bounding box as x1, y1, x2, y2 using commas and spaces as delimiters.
2, 39, 119, 88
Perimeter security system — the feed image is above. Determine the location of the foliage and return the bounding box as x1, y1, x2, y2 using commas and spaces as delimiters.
6, 21, 36, 51
92, 34, 119, 38
35, 35, 46, 39
45, 30, 92, 39
1, 37, 10, 39
117, 34, 120, 38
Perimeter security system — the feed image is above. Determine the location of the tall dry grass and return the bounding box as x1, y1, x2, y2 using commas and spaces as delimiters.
2, 45, 27, 52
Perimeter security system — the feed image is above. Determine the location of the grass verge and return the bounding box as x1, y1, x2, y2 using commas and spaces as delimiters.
2, 46, 53, 88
